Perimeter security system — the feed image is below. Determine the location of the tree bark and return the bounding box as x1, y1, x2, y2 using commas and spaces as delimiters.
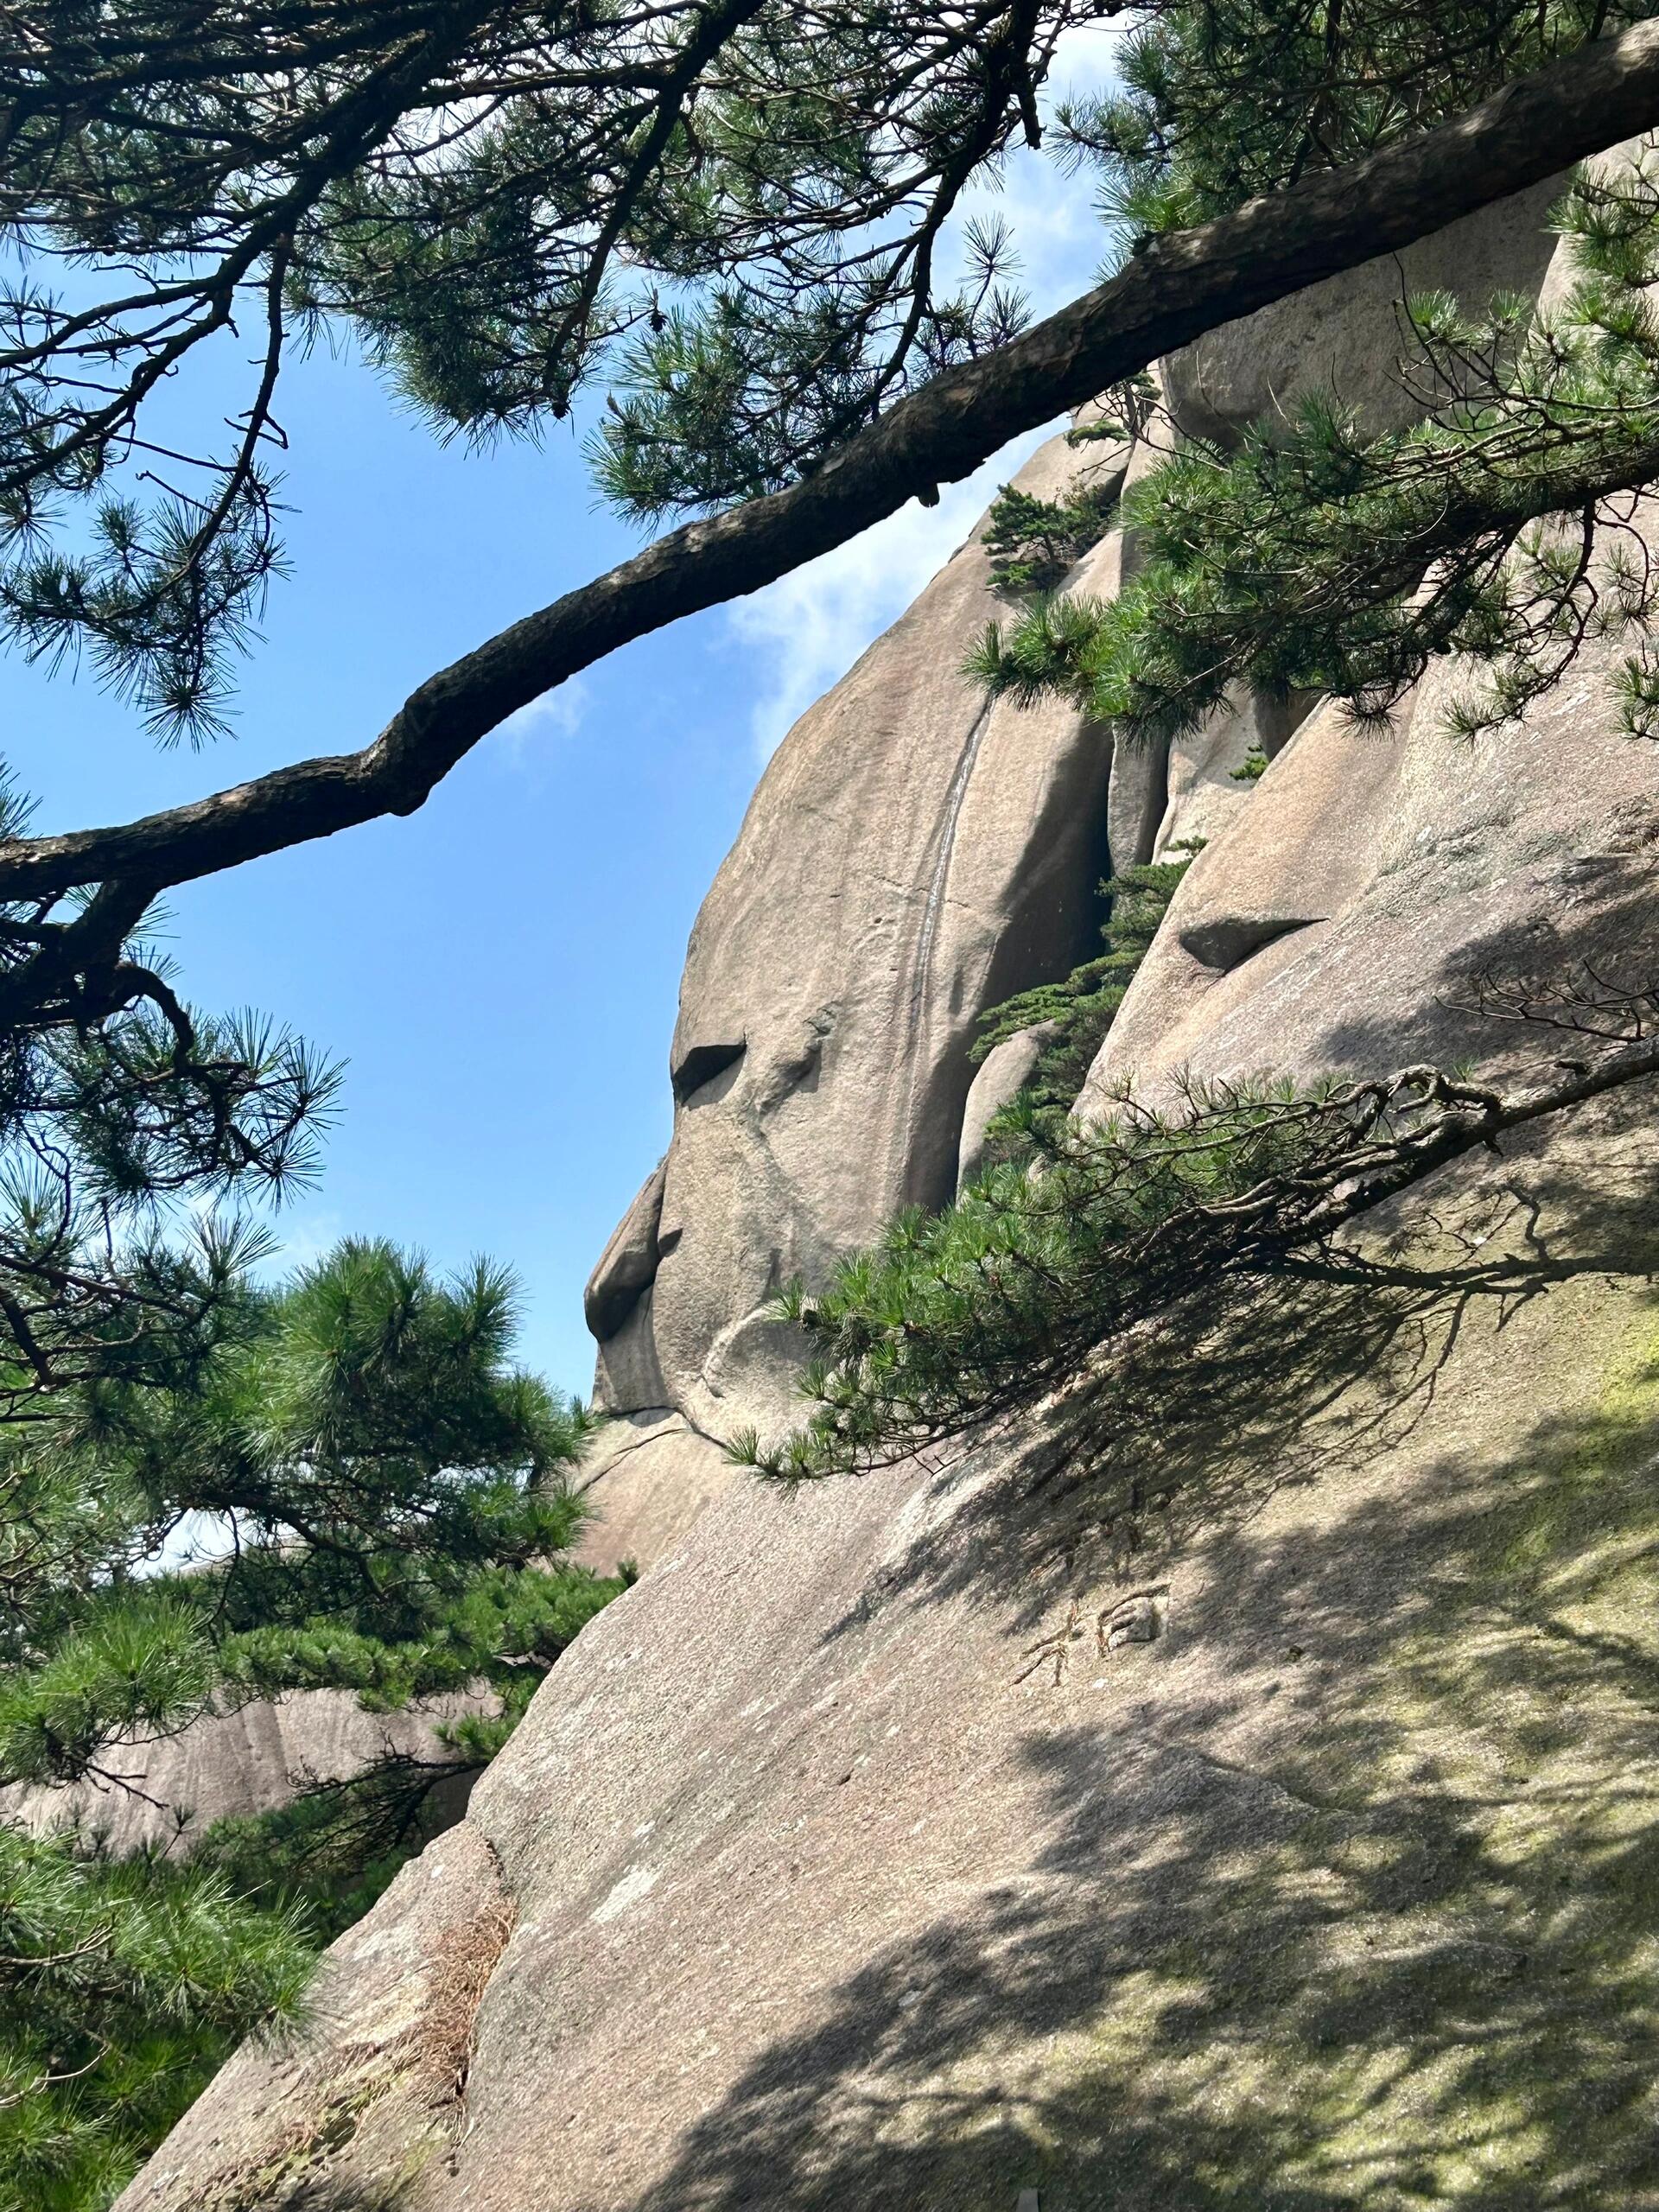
7, 18, 1659, 902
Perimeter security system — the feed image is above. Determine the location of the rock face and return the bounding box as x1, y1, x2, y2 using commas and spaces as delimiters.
569, 1407, 735, 1578
956, 1021, 1053, 1189
124, 171, 1659, 2211
1160, 175, 1567, 443
576, 424, 1138, 1556
587, 427, 1128, 1454
583, 1158, 668, 1343
4, 1689, 488, 1856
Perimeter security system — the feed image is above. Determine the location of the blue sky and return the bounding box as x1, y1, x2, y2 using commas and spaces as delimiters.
3, 45, 1116, 1396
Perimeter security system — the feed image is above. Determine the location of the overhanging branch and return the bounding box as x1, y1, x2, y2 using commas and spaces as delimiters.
7, 18, 1659, 903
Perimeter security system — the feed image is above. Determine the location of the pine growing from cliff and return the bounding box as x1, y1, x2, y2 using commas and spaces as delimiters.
721, 7, 1659, 1489
968, 855, 1195, 1158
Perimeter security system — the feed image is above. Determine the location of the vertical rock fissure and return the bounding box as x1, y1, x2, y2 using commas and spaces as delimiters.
892, 698, 994, 1200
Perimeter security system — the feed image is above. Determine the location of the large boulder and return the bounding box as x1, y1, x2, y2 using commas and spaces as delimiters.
4, 1688, 487, 1855
117, 1819, 515, 2210
1080, 603, 1659, 1119
118, 1103, 1659, 2210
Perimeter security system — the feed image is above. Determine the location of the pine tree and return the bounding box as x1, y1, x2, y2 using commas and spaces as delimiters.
969, 855, 1196, 1160
969, 157, 1659, 747
0, 0, 1640, 1017
732, 988, 1659, 1484
0, 1236, 620, 2212
982, 479, 1123, 596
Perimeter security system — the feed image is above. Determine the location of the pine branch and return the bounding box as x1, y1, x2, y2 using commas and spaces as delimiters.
5, 21, 1659, 910
972, 159, 1659, 742
737, 994, 1659, 1480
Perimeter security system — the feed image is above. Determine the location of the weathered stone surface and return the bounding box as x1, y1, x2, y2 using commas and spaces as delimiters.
591, 1281, 672, 1417
116, 1820, 514, 2212
1163, 174, 1567, 442
585, 1157, 667, 1347
1105, 731, 1168, 871
957, 1023, 1053, 1190
570, 1408, 738, 1577
1076, 693, 1409, 1112
605, 429, 1130, 1446
1154, 686, 1317, 860
120, 1122, 1659, 2209
1080, 601, 1659, 1122
6, 1688, 487, 1856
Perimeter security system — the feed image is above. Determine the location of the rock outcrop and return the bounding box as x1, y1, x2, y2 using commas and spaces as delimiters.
4, 1690, 491, 1857
592, 428, 1125, 1443
956, 1020, 1053, 1190
576, 424, 1134, 1548
122, 166, 1659, 2212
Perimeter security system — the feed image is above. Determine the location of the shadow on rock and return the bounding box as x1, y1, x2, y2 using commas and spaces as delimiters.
822, 1112, 1659, 1655
602, 1171, 1659, 2211
616, 1373, 1659, 2208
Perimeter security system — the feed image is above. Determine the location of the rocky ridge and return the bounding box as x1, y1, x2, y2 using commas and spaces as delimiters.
0, 1690, 489, 1859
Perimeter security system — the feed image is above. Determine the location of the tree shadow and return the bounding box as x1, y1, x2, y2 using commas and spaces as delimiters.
817, 1109, 1659, 1654
584, 1140, 1659, 2209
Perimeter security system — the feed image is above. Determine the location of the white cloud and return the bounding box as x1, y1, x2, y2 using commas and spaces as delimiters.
961, 20, 1127, 316
728, 436, 1053, 761
1046, 15, 1125, 99
494, 673, 590, 758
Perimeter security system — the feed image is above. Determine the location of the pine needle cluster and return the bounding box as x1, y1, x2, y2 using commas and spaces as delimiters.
968, 856, 1195, 1156
0, 0, 1114, 731
0, 779, 340, 1427
0, 1831, 313, 2212
1056, 1, 1653, 241
969, 158, 1659, 744
729, 1072, 1383, 1480
5, 0, 1643, 730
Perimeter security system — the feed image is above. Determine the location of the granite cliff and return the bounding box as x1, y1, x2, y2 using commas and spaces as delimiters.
118, 160, 1659, 2211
